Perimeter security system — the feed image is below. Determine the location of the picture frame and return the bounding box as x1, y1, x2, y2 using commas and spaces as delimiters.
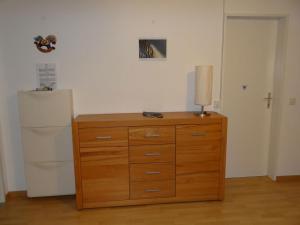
139, 39, 167, 60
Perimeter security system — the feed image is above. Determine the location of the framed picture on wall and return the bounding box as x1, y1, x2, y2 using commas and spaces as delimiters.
139, 39, 167, 59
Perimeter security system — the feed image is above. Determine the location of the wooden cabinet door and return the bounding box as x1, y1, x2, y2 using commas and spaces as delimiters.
176, 125, 222, 199
176, 144, 221, 199
80, 147, 129, 204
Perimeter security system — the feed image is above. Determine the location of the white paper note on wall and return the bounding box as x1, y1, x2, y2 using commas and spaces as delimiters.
36, 63, 57, 89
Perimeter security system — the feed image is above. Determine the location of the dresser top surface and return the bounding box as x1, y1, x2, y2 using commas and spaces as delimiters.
74, 112, 226, 128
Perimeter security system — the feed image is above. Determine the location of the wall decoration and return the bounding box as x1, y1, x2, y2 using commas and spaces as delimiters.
36, 63, 57, 90
34, 35, 57, 53
139, 39, 167, 59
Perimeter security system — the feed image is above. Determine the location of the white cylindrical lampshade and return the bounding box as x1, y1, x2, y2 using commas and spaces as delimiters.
195, 65, 213, 106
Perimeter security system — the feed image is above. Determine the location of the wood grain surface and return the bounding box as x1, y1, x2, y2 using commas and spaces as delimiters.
72, 112, 227, 209
130, 180, 175, 199
79, 127, 128, 147
2, 177, 300, 225
129, 126, 175, 146
130, 163, 175, 182
129, 144, 175, 164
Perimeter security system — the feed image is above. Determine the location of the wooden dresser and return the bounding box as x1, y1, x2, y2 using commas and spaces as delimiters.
72, 112, 227, 209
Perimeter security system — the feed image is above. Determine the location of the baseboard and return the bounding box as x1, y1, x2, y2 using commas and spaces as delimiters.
276, 175, 300, 182
6, 191, 27, 200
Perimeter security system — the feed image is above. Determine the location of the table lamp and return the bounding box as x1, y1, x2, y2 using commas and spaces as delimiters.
195, 65, 213, 117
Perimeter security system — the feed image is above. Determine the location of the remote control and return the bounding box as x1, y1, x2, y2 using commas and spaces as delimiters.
143, 112, 164, 118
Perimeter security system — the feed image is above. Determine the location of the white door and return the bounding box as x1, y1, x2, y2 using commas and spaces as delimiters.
222, 17, 278, 177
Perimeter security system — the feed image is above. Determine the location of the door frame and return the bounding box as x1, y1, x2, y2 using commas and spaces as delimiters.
220, 13, 289, 180
0, 121, 7, 204
0, 158, 5, 204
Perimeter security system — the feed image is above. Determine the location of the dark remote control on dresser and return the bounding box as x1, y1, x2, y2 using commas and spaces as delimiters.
142, 112, 164, 118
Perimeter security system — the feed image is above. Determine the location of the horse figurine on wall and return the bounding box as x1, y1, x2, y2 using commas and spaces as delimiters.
34, 35, 57, 53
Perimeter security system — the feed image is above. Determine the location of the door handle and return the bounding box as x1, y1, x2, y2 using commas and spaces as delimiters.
264, 92, 272, 108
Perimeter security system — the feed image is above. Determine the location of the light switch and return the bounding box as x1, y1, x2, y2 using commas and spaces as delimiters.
213, 100, 220, 110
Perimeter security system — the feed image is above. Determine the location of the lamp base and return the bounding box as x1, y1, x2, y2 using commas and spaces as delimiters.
194, 105, 211, 117
194, 111, 210, 117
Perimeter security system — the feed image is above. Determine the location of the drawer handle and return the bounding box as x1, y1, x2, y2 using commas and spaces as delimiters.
144, 152, 161, 157
192, 132, 207, 137
145, 171, 161, 175
145, 133, 160, 138
144, 189, 160, 193
96, 136, 112, 140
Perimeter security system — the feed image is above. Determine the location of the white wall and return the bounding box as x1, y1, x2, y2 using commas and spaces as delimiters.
0, 18, 8, 200
0, 0, 299, 192
0, 0, 224, 191
225, 0, 300, 177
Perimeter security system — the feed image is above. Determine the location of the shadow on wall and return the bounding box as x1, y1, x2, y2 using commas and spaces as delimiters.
6, 94, 25, 191
186, 71, 201, 112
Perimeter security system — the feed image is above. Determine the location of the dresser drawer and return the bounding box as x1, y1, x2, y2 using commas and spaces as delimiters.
130, 180, 175, 199
129, 145, 175, 163
80, 147, 128, 162
129, 126, 175, 146
176, 124, 222, 146
130, 163, 175, 182
79, 127, 128, 147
